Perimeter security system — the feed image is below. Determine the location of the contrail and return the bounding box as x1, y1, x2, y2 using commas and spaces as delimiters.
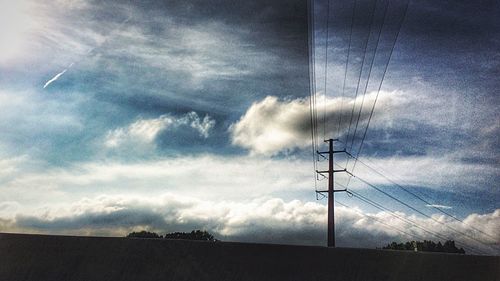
43, 63, 74, 89
425, 204, 453, 209
42, 16, 131, 89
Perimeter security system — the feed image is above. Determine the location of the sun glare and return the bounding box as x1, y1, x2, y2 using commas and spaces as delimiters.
0, 0, 32, 62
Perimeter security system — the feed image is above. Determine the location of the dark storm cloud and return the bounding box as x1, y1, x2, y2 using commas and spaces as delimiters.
395, 0, 500, 89
313, 0, 500, 95
309, 0, 499, 160
58, 0, 310, 112
135, 0, 309, 41
403, 0, 499, 38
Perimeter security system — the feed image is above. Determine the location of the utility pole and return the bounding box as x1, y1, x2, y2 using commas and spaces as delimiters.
327, 138, 335, 247
316, 139, 350, 247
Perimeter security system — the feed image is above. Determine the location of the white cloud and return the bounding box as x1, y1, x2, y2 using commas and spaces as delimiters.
105, 116, 173, 148
99, 16, 274, 89
0, 156, 27, 179
1, 153, 498, 253
0, 155, 312, 205
105, 112, 215, 148
184, 112, 216, 138
1, 152, 497, 213
0, 0, 35, 62
229, 96, 310, 155
32, 1, 269, 86
229, 91, 407, 155
1, 193, 497, 254
347, 155, 498, 190
0, 201, 21, 220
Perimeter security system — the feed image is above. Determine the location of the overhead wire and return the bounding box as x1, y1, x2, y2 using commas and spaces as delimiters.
350, 156, 499, 244
347, 189, 487, 255
336, 0, 357, 141
313, 4, 320, 156
308, 0, 320, 198
344, 0, 409, 188
350, 174, 496, 254
311, 0, 320, 154
335, 200, 428, 243
336, 181, 485, 254
312, 0, 496, 255
346, 186, 487, 255
322, 0, 331, 141
348, 0, 390, 153
344, 0, 379, 152
350, 0, 409, 171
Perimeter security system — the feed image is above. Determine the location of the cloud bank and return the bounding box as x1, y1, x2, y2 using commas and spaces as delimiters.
1, 194, 497, 254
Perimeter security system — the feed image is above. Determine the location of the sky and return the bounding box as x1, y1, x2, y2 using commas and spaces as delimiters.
0, 0, 498, 254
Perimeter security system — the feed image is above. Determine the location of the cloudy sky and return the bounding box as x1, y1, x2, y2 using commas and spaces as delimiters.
0, 0, 498, 254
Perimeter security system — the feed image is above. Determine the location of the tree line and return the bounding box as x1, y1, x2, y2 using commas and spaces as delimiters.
126, 230, 216, 242
383, 240, 465, 254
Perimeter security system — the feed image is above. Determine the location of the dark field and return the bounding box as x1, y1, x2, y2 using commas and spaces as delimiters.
0, 233, 498, 281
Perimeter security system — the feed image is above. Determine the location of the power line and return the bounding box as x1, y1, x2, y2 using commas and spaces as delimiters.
322, 0, 331, 140
347, 189, 487, 255
351, 174, 497, 254
337, 0, 498, 254
350, 156, 499, 244
348, 0, 390, 153
308, 0, 319, 197
336, 200, 428, 243
344, 0, 379, 151
344, 184, 487, 255
310, 0, 496, 255
336, 0, 357, 140
310, 0, 319, 156
350, 0, 409, 168
344, 0, 409, 187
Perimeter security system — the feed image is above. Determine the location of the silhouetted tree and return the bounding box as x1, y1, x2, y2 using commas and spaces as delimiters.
382, 240, 465, 254
164, 230, 216, 241
436, 241, 444, 252
126, 229, 217, 241
443, 240, 465, 254
126, 230, 162, 239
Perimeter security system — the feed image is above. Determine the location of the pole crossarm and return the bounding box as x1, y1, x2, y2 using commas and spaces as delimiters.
316, 168, 352, 174
316, 188, 348, 193
317, 150, 354, 160
317, 150, 347, 155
